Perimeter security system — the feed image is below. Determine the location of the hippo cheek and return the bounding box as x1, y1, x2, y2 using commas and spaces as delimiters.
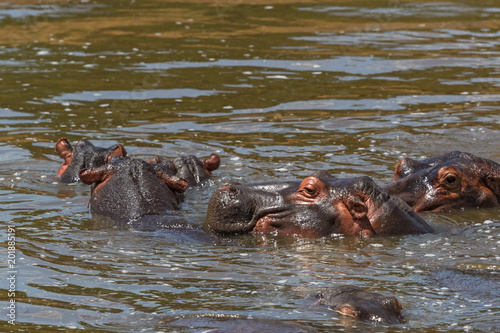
413, 188, 461, 212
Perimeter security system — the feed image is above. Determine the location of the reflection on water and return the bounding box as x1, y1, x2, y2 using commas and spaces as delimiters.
0, 0, 499, 332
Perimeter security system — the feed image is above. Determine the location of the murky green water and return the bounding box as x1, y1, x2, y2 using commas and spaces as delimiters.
0, 0, 499, 332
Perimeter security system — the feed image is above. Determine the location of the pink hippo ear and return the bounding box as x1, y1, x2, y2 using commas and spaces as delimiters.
203, 153, 221, 173
55, 138, 73, 162
392, 157, 424, 181
345, 196, 368, 221
105, 144, 127, 163
155, 170, 188, 193
79, 165, 114, 185
56, 138, 74, 176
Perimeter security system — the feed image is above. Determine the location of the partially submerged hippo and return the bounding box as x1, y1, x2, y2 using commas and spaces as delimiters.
56, 138, 127, 183
206, 171, 433, 237
384, 151, 500, 212
80, 157, 188, 222
159, 287, 403, 332
80, 152, 220, 222
317, 286, 404, 324
149, 153, 220, 186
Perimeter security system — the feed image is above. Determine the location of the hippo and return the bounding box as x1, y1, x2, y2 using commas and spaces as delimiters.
79, 156, 188, 222
317, 286, 404, 324
384, 151, 500, 212
206, 171, 433, 237
149, 153, 220, 186
79, 151, 220, 223
56, 138, 127, 183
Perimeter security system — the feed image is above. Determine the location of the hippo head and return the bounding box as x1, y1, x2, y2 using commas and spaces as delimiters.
318, 286, 403, 324
149, 153, 220, 186
79, 157, 188, 221
56, 138, 127, 183
206, 171, 433, 237
384, 151, 500, 212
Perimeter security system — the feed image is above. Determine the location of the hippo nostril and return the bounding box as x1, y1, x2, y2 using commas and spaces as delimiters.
380, 191, 390, 202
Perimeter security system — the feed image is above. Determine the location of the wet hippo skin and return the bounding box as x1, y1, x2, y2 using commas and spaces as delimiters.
206, 171, 433, 237
79, 157, 188, 222
317, 286, 404, 324
148, 153, 220, 186
56, 138, 127, 183
384, 151, 500, 212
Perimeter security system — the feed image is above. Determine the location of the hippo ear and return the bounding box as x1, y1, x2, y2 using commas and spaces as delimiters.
155, 170, 188, 193
203, 153, 221, 172
393, 157, 414, 181
105, 144, 127, 163
393, 157, 429, 181
79, 165, 114, 185
55, 138, 73, 162
345, 196, 368, 220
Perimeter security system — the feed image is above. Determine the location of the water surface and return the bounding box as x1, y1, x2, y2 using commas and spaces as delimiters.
0, 0, 499, 332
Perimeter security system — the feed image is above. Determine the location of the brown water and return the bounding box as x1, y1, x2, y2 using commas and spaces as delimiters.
0, 0, 499, 332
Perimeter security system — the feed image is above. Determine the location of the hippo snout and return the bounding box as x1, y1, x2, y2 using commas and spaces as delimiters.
206, 184, 257, 234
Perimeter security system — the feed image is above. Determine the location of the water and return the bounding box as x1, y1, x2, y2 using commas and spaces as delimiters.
0, 0, 499, 332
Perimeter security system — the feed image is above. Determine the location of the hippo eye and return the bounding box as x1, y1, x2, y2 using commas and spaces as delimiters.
444, 175, 457, 184
444, 175, 457, 185
297, 177, 326, 200
305, 187, 315, 194
300, 186, 318, 198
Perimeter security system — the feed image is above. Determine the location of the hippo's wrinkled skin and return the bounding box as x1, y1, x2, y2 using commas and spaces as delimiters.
384, 151, 500, 212
318, 286, 403, 324
56, 138, 127, 183
80, 157, 188, 222
206, 171, 433, 237
149, 153, 220, 186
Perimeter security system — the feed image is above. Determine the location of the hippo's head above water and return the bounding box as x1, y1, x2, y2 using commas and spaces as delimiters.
149, 153, 220, 186
56, 138, 127, 183
79, 157, 188, 222
206, 171, 433, 237
384, 151, 500, 212
318, 286, 404, 324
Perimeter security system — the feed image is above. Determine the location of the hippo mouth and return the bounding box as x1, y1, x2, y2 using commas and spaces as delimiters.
58, 162, 70, 177
252, 208, 295, 234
